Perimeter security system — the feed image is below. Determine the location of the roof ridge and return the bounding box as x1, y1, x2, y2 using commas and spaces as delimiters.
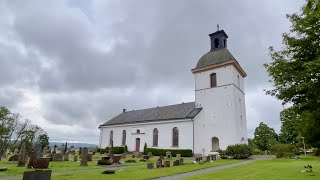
124, 101, 195, 113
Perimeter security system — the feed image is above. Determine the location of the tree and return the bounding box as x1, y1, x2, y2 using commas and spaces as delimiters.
278, 108, 299, 144
38, 133, 49, 148
0, 106, 15, 159
264, 0, 320, 147
254, 122, 278, 152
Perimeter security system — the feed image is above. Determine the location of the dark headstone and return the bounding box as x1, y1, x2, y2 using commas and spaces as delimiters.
179, 158, 184, 165
63, 152, 69, 161
101, 156, 110, 161
9, 155, 19, 161
173, 160, 180, 166
79, 147, 82, 156
112, 154, 121, 164
0, 167, 7, 171
52, 153, 63, 161
17, 142, 27, 167
210, 155, 217, 161
80, 147, 88, 166
206, 156, 211, 162
147, 163, 154, 169
142, 155, 149, 160
131, 154, 135, 158
164, 161, 170, 167
22, 170, 52, 180
102, 170, 115, 174
31, 157, 50, 169
156, 159, 162, 168
87, 153, 93, 162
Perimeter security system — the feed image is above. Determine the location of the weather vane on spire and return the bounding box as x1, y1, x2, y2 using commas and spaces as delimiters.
217, 24, 220, 31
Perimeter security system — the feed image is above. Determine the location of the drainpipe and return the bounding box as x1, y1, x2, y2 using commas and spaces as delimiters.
192, 119, 195, 154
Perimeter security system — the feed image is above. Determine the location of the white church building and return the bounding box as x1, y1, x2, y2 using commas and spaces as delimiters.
99, 30, 248, 154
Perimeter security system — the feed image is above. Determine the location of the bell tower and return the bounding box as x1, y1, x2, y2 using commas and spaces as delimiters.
191, 29, 248, 154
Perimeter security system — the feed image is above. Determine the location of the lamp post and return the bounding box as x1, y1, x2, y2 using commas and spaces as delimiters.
302, 137, 306, 156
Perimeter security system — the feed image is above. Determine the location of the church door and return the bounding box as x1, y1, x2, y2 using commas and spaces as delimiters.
135, 138, 140, 152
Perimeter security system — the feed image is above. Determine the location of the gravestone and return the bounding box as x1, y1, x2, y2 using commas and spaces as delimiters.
159, 155, 164, 160
210, 154, 217, 161
179, 158, 184, 165
101, 156, 110, 161
173, 160, 180, 166
80, 147, 88, 166
156, 159, 162, 168
131, 154, 135, 158
29, 156, 50, 169
52, 145, 57, 154
52, 153, 63, 161
102, 170, 115, 174
42, 146, 48, 157
112, 154, 121, 164
73, 155, 78, 162
166, 151, 172, 159
79, 147, 82, 156
0, 167, 7, 171
164, 160, 170, 167
87, 153, 93, 161
142, 155, 149, 160
64, 152, 69, 161
17, 142, 26, 166
195, 157, 201, 163
148, 152, 153, 158
147, 163, 154, 169
22, 170, 52, 180
176, 154, 181, 160
35, 143, 42, 158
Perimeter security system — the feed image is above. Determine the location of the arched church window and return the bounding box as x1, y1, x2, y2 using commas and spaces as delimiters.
153, 128, 158, 147
210, 73, 217, 87
172, 127, 179, 147
212, 137, 219, 151
109, 130, 113, 146
214, 38, 219, 48
136, 129, 140, 134
122, 130, 126, 145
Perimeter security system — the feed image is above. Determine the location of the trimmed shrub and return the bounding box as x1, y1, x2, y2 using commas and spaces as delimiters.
145, 148, 192, 157
252, 148, 262, 155
225, 144, 252, 159
103, 146, 125, 154
97, 159, 112, 165
272, 144, 298, 158
217, 149, 228, 159
125, 159, 136, 163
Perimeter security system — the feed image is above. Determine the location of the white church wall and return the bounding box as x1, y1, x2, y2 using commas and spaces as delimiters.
194, 65, 247, 154
195, 65, 233, 91
99, 119, 193, 152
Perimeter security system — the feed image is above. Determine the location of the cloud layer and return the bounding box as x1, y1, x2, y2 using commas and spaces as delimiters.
0, 0, 302, 143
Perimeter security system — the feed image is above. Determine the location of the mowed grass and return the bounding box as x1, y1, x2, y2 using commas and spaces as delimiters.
182, 156, 320, 180
51, 159, 242, 180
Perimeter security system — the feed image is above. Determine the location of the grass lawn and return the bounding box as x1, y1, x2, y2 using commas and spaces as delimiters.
50, 159, 241, 180
182, 156, 320, 180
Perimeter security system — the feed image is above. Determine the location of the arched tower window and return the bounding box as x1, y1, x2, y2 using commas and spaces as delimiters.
214, 38, 219, 48
136, 129, 140, 134
210, 73, 217, 87
172, 127, 179, 147
122, 130, 126, 145
153, 128, 158, 147
109, 130, 113, 146
212, 137, 219, 151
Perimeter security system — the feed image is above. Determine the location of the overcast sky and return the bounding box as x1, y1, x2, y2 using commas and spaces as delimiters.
0, 0, 303, 144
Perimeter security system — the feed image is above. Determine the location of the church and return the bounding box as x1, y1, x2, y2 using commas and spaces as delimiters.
98, 29, 248, 155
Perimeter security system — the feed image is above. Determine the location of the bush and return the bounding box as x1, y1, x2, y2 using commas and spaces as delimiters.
272, 144, 298, 158
143, 143, 147, 154
225, 144, 252, 159
252, 149, 262, 155
314, 148, 320, 156
124, 159, 136, 163
217, 149, 228, 159
145, 148, 192, 157
97, 159, 112, 165
102, 146, 125, 154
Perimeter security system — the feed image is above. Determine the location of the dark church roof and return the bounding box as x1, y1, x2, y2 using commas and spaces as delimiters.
196, 48, 235, 69
99, 102, 202, 127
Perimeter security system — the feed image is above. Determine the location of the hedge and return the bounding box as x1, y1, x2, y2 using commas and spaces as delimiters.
145, 148, 192, 157
218, 144, 252, 159
272, 144, 299, 158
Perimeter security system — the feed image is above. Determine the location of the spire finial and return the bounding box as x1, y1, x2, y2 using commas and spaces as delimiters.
217, 24, 219, 31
